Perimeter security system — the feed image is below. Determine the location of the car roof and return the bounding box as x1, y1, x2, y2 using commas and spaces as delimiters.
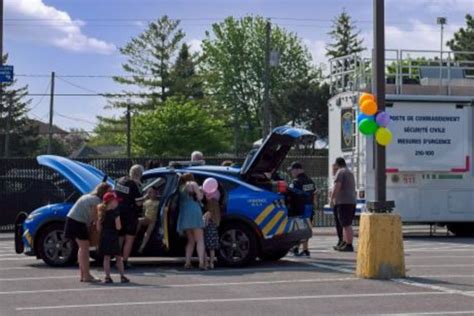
143, 165, 240, 177
143, 167, 264, 192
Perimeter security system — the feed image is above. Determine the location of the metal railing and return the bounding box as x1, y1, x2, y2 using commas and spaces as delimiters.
329, 49, 474, 96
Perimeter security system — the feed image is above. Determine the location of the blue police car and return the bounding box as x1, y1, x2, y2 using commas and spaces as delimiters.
15, 126, 316, 267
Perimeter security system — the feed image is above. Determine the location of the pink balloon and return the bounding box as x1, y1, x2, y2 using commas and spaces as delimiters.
203, 177, 218, 194
205, 190, 221, 201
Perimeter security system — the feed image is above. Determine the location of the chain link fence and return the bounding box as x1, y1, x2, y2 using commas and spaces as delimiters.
0, 156, 336, 231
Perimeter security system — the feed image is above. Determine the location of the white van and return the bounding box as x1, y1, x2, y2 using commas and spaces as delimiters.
326, 49, 474, 236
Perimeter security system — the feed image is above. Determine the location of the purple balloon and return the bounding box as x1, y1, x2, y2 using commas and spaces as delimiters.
376, 111, 391, 127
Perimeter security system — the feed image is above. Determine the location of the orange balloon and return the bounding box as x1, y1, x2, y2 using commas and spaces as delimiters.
359, 93, 375, 105
360, 99, 378, 116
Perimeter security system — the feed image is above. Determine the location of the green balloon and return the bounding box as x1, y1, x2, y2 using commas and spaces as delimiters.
359, 118, 379, 135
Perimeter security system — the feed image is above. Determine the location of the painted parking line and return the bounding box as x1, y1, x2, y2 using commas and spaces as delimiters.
377, 311, 474, 315
393, 278, 474, 298
285, 258, 354, 274
0, 257, 36, 261
15, 291, 451, 311
407, 264, 474, 268
0, 277, 357, 295
417, 275, 474, 279
0, 275, 77, 282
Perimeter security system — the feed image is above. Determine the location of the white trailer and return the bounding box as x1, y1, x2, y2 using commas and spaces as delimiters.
327, 49, 474, 236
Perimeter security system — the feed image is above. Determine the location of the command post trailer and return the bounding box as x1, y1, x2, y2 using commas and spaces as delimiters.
327, 49, 474, 236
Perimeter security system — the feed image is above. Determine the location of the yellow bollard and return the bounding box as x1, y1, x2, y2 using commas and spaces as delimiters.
356, 213, 405, 279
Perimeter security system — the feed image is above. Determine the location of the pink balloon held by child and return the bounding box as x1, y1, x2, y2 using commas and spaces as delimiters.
203, 178, 220, 201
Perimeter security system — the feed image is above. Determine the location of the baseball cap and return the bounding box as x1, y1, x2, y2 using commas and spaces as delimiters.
287, 161, 303, 171
102, 192, 122, 203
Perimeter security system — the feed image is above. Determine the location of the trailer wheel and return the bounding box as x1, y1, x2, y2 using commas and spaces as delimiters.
447, 223, 474, 237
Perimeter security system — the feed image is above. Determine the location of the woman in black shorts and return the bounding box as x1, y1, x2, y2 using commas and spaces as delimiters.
64, 182, 111, 282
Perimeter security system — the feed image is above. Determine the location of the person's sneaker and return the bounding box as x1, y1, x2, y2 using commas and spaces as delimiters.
291, 247, 300, 256
338, 243, 354, 252
333, 241, 344, 251
297, 250, 310, 257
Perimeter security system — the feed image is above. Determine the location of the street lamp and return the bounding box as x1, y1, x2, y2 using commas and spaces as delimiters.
437, 17, 447, 86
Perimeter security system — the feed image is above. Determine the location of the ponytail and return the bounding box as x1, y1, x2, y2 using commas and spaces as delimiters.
97, 203, 107, 223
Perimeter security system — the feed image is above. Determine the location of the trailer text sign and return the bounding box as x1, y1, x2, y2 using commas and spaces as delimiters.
386, 103, 468, 171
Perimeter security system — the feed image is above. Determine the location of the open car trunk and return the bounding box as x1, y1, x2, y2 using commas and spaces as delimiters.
240, 126, 316, 182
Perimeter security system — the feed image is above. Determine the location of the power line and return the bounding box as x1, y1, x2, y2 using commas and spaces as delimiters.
55, 112, 97, 126
28, 80, 51, 111
56, 76, 100, 94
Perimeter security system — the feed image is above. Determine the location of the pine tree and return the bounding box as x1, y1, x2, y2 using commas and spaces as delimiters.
0, 55, 39, 157
169, 43, 204, 99
109, 15, 185, 111
326, 9, 365, 59
447, 14, 474, 61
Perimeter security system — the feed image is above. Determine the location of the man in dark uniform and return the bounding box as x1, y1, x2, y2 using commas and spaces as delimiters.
114, 165, 144, 268
287, 162, 316, 257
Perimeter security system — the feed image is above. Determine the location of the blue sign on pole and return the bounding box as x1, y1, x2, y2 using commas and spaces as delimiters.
0, 65, 14, 83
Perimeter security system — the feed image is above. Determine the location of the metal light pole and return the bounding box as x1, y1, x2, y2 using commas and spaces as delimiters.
437, 17, 447, 87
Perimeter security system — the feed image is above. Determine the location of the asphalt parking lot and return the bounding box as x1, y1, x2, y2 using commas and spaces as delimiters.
0, 228, 473, 316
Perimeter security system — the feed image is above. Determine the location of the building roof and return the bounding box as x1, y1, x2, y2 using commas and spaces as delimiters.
30, 119, 68, 136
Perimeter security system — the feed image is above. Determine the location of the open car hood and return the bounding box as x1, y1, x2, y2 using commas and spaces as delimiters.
240, 126, 316, 180
37, 155, 113, 194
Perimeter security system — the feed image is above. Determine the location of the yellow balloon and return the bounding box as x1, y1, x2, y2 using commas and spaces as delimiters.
376, 127, 393, 146
359, 93, 375, 105
360, 99, 378, 116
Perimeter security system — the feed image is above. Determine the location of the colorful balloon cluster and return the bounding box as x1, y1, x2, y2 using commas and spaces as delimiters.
357, 93, 393, 146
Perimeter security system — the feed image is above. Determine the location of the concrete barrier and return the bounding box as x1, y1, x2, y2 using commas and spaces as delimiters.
356, 213, 405, 279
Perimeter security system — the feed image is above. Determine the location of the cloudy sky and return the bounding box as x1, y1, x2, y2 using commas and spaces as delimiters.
5, 0, 472, 131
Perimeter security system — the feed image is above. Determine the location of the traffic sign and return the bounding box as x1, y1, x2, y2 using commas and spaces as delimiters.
0, 65, 14, 83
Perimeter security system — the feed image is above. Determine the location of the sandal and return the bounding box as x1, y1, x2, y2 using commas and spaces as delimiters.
121, 276, 130, 284
83, 276, 102, 283
199, 264, 208, 271
184, 263, 193, 270
104, 276, 114, 284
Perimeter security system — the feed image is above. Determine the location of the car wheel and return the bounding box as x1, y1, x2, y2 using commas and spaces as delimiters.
447, 223, 474, 237
218, 223, 257, 267
259, 247, 291, 261
38, 223, 77, 267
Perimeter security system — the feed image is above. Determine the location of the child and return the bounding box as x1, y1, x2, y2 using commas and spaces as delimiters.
203, 180, 221, 269
96, 192, 130, 284
137, 186, 160, 253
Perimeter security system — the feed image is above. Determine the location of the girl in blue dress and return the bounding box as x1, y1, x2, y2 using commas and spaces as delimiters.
176, 173, 206, 270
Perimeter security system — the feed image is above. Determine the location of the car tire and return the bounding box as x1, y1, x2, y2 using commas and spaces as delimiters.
259, 247, 291, 261
37, 223, 77, 267
218, 222, 258, 267
447, 223, 474, 237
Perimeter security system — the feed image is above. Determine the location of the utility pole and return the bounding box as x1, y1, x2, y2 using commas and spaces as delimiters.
47, 71, 55, 154
371, 0, 392, 211
126, 101, 131, 158
262, 20, 271, 138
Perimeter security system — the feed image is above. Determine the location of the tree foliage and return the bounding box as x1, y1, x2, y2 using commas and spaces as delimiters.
273, 77, 330, 139
447, 14, 474, 61
111, 15, 185, 111
0, 55, 39, 157
326, 9, 365, 59
130, 98, 231, 156
202, 16, 313, 151
169, 43, 204, 100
